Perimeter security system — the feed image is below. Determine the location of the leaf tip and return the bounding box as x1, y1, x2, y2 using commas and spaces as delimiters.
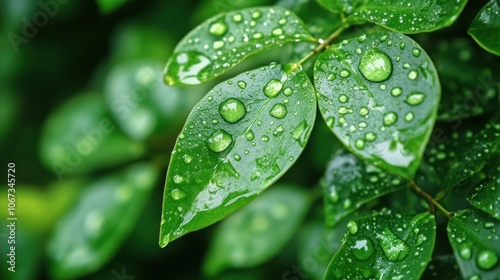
159, 232, 171, 248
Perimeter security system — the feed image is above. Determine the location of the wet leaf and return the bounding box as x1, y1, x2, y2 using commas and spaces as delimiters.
316, 0, 363, 15
104, 59, 203, 141
47, 163, 158, 279
164, 7, 315, 85
345, 0, 467, 33
39, 93, 145, 179
202, 185, 310, 276
467, 161, 500, 221
325, 211, 436, 279
322, 148, 407, 226
447, 209, 500, 280
314, 31, 440, 179
469, 0, 500, 57
159, 63, 316, 246
417, 115, 500, 191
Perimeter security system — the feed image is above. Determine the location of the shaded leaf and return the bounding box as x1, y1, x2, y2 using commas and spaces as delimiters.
159, 63, 316, 246
325, 211, 436, 279
346, 0, 467, 33
39, 93, 145, 179
469, 0, 500, 56
322, 148, 407, 226
95, 0, 129, 14
47, 163, 158, 279
447, 209, 500, 279
164, 7, 315, 85
316, 0, 363, 15
203, 185, 310, 276
314, 31, 440, 179
467, 160, 500, 220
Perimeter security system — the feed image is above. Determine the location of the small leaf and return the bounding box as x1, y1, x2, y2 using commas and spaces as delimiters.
314, 31, 440, 179
39, 93, 145, 178
322, 148, 407, 226
202, 185, 310, 276
159, 63, 316, 246
345, 0, 467, 33
469, 0, 500, 57
164, 7, 314, 85
95, 0, 129, 14
467, 160, 500, 221
47, 163, 158, 280
325, 210, 436, 279
447, 209, 500, 279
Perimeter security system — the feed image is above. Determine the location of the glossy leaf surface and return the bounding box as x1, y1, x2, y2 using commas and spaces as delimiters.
203, 185, 310, 276
159, 63, 316, 246
447, 209, 500, 279
469, 0, 500, 56
322, 148, 407, 226
345, 0, 467, 33
325, 211, 436, 279
47, 163, 158, 279
164, 7, 314, 85
467, 162, 500, 220
314, 31, 440, 179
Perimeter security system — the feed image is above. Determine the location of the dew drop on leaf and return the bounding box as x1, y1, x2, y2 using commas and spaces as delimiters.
376, 227, 410, 262
207, 129, 232, 152
182, 154, 192, 164
338, 106, 353, 115
283, 87, 293, 96
364, 132, 377, 142
476, 249, 498, 270
408, 70, 419, 80
170, 188, 186, 200
237, 80, 247, 89
383, 112, 398, 126
263, 79, 283, 98
219, 98, 247, 123
391, 87, 403, 97
355, 139, 365, 149
269, 103, 288, 119
405, 112, 414, 122
347, 220, 359, 234
261, 135, 270, 142
245, 130, 255, 141
412, 48, 421, 57
272, 27, 284, 36
339, 69, 351, 78
351, 238, 375, 261
209, 20, 228, 36
405, 92, 426, 106
358, 48, 393, 82
359, 106, 369, 116
339, 94, 349, 103
459, 244, 472, 260
232, 13, 243, 23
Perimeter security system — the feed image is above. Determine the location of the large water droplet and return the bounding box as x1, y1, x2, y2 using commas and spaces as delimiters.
209, 20, 228, 36
207, 130, 232, 152
365, 132, 377, 142
355, 139, 365, 149
358, 48, 392, 82
237, 80, 247, 89
408, 70, 418, 80
391, 87, 403, 97
476, 249, 498, 270
359, 106, 369, 116
263, 79, 283, 98
232, 13, 243, 22
351, 238, 375, 261
170, 188, 186, 200
347, 220, 358, 234
339, 94, 349, 103
167, 52, 212, 85
405, 92, 426, 106
272, 27, 284, 36
412, 47, 421, 57
459, 244, 472, 260
245, 130, 255, 141
269, 103, 287, 119
383, 112, 398, 126
376, 227, 410, 262
219, 98, 246, 123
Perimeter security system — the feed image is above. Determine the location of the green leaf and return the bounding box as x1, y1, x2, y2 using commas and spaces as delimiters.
203, 185, 310, 276
447, 209, 500, 279
325, 211, 436, 279
322, 148, 408, 226
316, 0, 363, 15
159, 63, 316, 246
314, 31, 440, 179
39, 93, 145, 179
431, 38, 500, 120
47, 163, 158, 280
104, 59, 203, 141
467, 161, 500, 220
164, 7, 315, 85
95, 0, 129, 14
345, 0, 467, 33
469, 0, 500, 56
417, 115, 500, 191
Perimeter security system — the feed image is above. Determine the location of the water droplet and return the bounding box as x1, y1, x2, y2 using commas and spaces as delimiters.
403, 63, 411, 69
383, 112, 398, 126
408, 70, 418, 80
339, 94, 349, 103
232, 13, 243, 22
391, 87, 403, 97
245, 130, 255, 141
358, 48, 392, 82
416, 234, 427, 246
209, 20, 228, 36
469, 275, 481, 280
343, 199, 352, 209
283, 87, 293, 96
327, 73, 337, 81
405, 112, 414, 122
273, 125, 284, 136
278, 18, 287, 25
358, 34, 367, 42
380, 35, 388, 42
167, 52, 212, 84
173, 175, 184, 184
405, 92, 426, 106
182, 154, 192, 164
339, 117, 346, 125
234, 154, 241, 161
351, 238, 375, 261
272, 27, 284, 36
237, 80, 247, 89
326, 117, 335, 128
263, 79, 283, 98
171, 188, 186, 200
338, 106, 353, 115
399, 42, 406, 50
359, 107, 369, 116
359, 121, 367, 128
340, 69, 351, 78
207, 130, 232, 152
380, 84, 387, 90
412, 48, 421, 57
292, 120, 309, 147
476, 249, 498, 270
365, 132, 377, 142
252, 10, 262, 19
269, 103, 287, 119
261, 135, 269, 142
376, 227, 410, 262
213, 40, 224, 49
219, 98, 246, 123
252, 32, 263, 39
459, 244, 472, 260
347, 220, 358, 234
355, 139, 365, 149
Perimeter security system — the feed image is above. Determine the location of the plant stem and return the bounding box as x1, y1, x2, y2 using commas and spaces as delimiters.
297, 26, 345, 66
409, 180, 453, 218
